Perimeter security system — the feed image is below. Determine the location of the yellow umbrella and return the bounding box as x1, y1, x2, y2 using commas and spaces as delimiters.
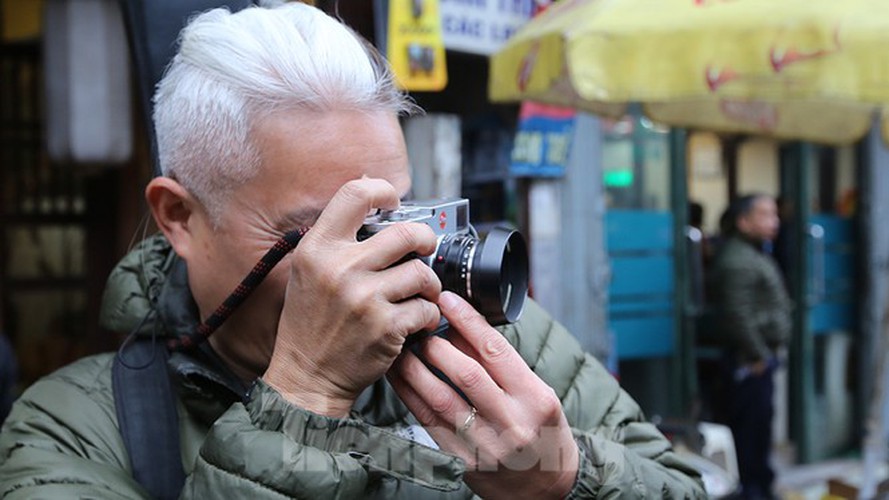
489, 0, 889, 145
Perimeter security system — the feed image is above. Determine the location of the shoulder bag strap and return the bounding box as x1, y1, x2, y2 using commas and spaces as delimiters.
112, 339, 185, 499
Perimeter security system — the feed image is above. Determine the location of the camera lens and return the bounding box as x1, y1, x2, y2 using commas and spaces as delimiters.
430, 228, 529, 326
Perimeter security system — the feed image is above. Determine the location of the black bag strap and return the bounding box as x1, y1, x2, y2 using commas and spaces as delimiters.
112, 339, 185, 499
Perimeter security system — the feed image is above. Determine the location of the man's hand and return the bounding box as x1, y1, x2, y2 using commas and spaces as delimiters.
388, 292, 579, 500
263, 178, 442, 417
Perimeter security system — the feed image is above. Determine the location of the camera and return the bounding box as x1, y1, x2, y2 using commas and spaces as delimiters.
361, 198, 529, 326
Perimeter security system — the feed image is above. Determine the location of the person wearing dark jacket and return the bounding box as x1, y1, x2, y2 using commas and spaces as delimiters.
708, 194, 792, 500
0, 3, 705, 498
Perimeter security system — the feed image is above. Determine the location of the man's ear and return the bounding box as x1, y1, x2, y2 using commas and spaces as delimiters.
145, 177, 201, 259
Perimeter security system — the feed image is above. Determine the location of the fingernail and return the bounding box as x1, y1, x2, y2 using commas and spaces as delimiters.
439, 291, 457, 309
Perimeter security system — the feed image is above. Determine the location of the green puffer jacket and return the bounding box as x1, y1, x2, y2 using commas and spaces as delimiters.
0, 234, 705, 499
707, 235, 792, 363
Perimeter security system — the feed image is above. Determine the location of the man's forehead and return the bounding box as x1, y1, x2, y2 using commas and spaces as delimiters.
244, 109, 412, 227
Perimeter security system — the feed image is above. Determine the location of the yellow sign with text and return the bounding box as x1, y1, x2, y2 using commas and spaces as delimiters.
387, 0, 447, 91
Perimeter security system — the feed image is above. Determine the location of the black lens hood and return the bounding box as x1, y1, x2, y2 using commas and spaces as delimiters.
470, 227, 529, 325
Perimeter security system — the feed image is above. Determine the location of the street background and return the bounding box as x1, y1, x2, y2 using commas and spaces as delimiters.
3, 0, 889, 497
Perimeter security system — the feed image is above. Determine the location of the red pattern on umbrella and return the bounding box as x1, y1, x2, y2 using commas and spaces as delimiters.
706, 65, 739, 92
770, 27, 842, 73
517, 41, 541, 92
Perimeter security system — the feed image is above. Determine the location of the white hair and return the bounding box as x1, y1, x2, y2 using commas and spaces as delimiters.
153, 2, 415, 221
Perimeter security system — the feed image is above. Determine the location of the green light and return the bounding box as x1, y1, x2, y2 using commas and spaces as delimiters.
604, 170, 634, 187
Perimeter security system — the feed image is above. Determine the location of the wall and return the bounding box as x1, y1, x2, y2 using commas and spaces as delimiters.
688, 132, 728, 234
737, 138, 780, 197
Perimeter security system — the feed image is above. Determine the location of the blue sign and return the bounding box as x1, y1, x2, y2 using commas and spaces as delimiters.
509, 102, 575, 178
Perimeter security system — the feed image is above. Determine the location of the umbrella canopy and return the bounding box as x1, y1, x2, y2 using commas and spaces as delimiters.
489, 0, 889, 145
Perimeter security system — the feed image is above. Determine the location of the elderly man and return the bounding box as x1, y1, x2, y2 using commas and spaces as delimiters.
0, 3, 704, 498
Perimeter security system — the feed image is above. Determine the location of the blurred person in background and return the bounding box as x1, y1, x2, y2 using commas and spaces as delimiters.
708, 194, 792, 500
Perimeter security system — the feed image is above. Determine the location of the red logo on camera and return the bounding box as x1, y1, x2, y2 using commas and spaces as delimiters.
439, 212, 447, 230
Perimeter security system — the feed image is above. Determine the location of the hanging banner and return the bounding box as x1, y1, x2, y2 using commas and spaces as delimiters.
509, 101, 575, 178
387, 0, 448, 91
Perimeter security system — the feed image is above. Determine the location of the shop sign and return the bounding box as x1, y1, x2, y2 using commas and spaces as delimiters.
440, 0, 535, 55
509, 101, 575, 178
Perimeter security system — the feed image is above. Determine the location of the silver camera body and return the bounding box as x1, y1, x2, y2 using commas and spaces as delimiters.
361, 198, 528, 326
361, 198, 470, 240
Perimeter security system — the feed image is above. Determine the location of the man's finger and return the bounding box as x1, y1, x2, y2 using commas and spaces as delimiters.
312, 178, 400, 241
376, 259, 442, 303
418, 336, 508, 421
391, 352, 473, 432
388, 297, 441, 337
359, 222, 438, 270
386, 364, 473, 459
438, 291, 529, 393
